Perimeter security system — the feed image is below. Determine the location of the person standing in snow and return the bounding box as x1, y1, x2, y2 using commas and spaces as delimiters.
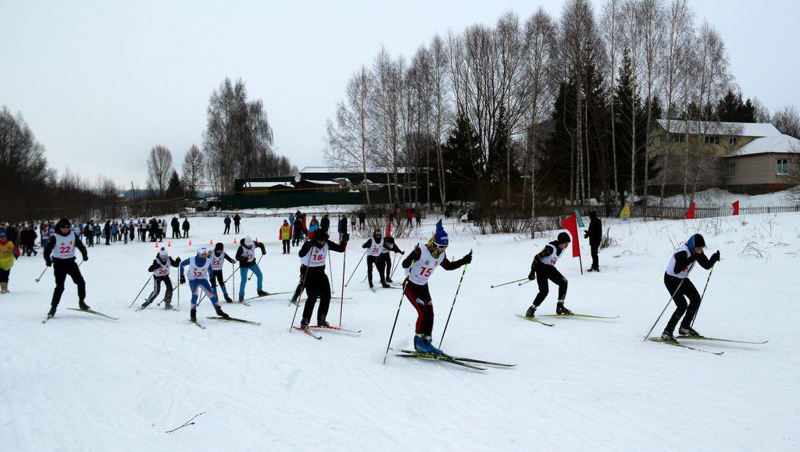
401, 220, 472, 355
171, 216, 181, 239
223, 215, 231, 234
0, 231, 20, 294
379, 236, 404, 284
320, 214, 330, 233
297, 231, 348, 330
524, 232, 573, 318
141, 247, 181, 310
362, 229, 388, 288
233, 213, 241, 234
209, 242, 236, 303
180, 246, 230, 322
660, 233, 720, 342
292, 215, 304, 247
337, 214, 348, 243
584, 211, 602, 272
44, 218, 90, 318
235, 236, 268, 301
279, 220, 292, 254
182, 218, 190, 238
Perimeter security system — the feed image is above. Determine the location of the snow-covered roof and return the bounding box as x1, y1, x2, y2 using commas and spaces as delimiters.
246, 181, 293, 188
300, 166, 407, 174
727, 134, 800, 157
656, 119, 780, 137
302, 179, 340, 185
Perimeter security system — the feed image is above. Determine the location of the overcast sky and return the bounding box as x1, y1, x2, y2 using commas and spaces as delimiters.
2, 0, 798, 188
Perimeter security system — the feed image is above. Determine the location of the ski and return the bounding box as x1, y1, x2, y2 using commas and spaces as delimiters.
540, 313, 620, 320
245, 291, 293, 301
676, 335, 768, 345
292, 326, 322, 340
66, 307, 118, 321
308, 325, 361, 335
136, 305, 179, 312
206, 316, 261, 326
515, 314, 554, 327
189, 320, 206, 329
647, 337, 724, 355
399, 350, 515, 367
397, 352, 486, 371
42, 316, 53, 324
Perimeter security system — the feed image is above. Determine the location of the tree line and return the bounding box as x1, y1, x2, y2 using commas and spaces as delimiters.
325, 0, 799, 215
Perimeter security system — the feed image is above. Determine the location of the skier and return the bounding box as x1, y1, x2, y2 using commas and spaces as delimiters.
401, 220, 472, 355
141, 247, 181, 309
180, 246, 230, 322
279, 220, 292, 254
379, 236, 404, 283
524, 232, 573, 318
362, 229, 388, 288
584, 211, 602, 272
297, 231, 348, 330
0, 231, 20, 294
44, 218, 90, 318
661, 233, 720, 342
210, 242, 235, 303
235, 236, 268, 301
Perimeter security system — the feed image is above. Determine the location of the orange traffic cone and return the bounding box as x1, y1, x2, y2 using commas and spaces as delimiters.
209, 239, 213, 245
188, 240, 192, 246
168, 242, 171, 247
234, 238, 237, 244
155, 242, 159, 248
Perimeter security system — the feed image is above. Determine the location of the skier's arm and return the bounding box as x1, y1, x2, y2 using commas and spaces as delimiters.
258, 242, 266, 255
402, 247, 421, 268
43, 239, 56, 265
224, 253, 235, 264
388, 243, 403, 254
696, 250, 720, 270
533, 245, 553, 266
298, 241, 313, 258
179, 259, 189, 276
328, 237, 347, 253
441, 251, 472, 270
148, 259, 159, 272
672, 250, 691, 274
74, 236, 88, 260
362, 239, 372, 249
235, 247, 245, 263
170, 257, 181, 267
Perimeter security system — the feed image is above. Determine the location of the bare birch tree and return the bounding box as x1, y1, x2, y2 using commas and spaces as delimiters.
600, 0, 622, 202
181, 144, 204, 198
147, 145, 173, 198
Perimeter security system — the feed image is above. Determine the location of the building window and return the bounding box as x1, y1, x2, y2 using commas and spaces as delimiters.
668, 133, 685, 143
704, 135, 720, 145
729, 137, 738, 146
777, 158, 789, 175
726, 162, 735, 177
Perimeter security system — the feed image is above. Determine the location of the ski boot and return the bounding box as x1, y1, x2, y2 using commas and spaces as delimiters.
78, 300, 91, 311
368, 280, 374, 289
424, 336, 444, 356
47, 304, 57, 319
413, 335, 430, 353
224, 294, 233, 303
140, 301, 151, 310
239, 295, 245, 303
190, 309, 197, 322
587, 267, 595, 273
300, 318, 310, 330
679, 326, 701, 337
556, 301, 573, 316
661, 330, 677, 343
214, 305, 230, 319
0, 282, 8, 294
386, 276, 393, 283
317, 315, 330, 328
257, 290, 269, 297
525, 305, 537, 318
164, 302, 173, 310
381, 280, 390, 289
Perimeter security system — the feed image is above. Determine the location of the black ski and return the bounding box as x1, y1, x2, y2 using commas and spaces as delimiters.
676, 335, 768, 345
647, 337, 724, 355
66, 307, 118, 321
515, 314, 554, 327
206, 316, 261, 326
399, 350, 515, 367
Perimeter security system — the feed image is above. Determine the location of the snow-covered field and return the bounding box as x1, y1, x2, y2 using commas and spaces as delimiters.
1, 211, 798, 451
652, 187, 798, 207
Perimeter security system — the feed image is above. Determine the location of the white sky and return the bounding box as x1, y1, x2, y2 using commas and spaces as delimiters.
2, 0, 798, 188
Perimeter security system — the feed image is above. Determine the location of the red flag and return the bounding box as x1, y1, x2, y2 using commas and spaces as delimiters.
560, 213, 581, 258
685, 202, 696, 219
732, 200, 740, 216
385, 219, 392, 237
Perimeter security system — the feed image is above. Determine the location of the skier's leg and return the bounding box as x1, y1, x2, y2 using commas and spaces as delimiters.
316, 276, 332, 323
532, 265, 551, 307
301, 276, 319, 327
143, 277, 162, 306
664, 276, 689, 334
252, 265, 264, 292
238, 267, 249, 299
163, 277, 174, 306
65, 261, 87, 302
679, 279, 701, 329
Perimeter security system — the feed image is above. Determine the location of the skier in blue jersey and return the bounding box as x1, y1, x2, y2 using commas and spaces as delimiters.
180, 246, 230, 323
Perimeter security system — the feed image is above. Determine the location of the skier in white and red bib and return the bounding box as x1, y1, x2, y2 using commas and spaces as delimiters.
524, 232, 572, 318
401, 220, 472, 355
210, 242, 235, 303
361, 229, 388, 288
141, 247, 181, 310
44, 218, 89, 319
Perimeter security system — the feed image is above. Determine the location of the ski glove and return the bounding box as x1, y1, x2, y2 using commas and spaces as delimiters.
180, 275, 186, 284
82, 255, 88, 261
528, 269, 536, 280
584, 230, 589, 238
461, 252, 473, 265
46, 260, 52, 267
710, 250, 721, 264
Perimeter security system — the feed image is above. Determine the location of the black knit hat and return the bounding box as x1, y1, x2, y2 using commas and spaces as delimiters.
557, 232, 571, 244
215, 243, 224, 251
56, 218, 71, 229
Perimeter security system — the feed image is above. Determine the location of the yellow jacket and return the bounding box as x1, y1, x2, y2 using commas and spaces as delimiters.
0, 241, 17, 271
279, 224, 292, 240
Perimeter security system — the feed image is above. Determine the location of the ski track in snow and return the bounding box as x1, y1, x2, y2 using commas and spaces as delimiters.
1, 213, 799, 450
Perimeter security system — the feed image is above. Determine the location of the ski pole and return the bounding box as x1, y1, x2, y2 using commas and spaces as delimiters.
691, 265, 715, 328
289, 265, 311, 332
199, 265, 238, 304
339, 246, 347, 327
232, 261, 236, 298
248, 255, 264, 281
390, 253, 402, 279
328, 250, 335, 295
383, 262, 414, 365
643, 278, 686, 341
438, 251, 471, 349
490, 278, 527, 289
35, 266, 49, 283
345, 247, 368, 287
129, 275, 153, 308
518, 279, 534, 286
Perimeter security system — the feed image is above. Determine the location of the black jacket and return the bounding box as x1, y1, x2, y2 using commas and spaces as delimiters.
585, 213, 602, 246
670, 249, 718, 276
44, 229, 88, 265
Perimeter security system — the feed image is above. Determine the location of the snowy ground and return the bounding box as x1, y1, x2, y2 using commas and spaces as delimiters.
651, 187, 799, 207
1, 211, 798, 451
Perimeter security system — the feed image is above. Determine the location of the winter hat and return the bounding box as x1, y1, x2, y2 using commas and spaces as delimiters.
244, 236, 253, 247
373, 228, 382, 237
197, 246, 209, 256
0, 231, 6, 239
315, 231, 329, 242
557, 232, 572, 244
56, 218, 71, 229
687, 234, 705, 250
433, 220, 449, 246
158, 247, 169, 260
215, 243, 224, 251
384, 236, 395, 244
